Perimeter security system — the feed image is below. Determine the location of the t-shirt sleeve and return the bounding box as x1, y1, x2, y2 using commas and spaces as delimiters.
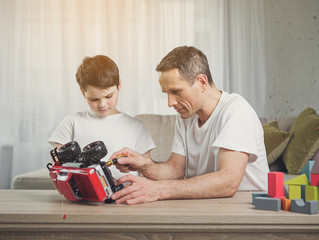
134, 122, 156, 154
171, 115, 186, 156
212, 104, 260, 163
48, 115, 74, 147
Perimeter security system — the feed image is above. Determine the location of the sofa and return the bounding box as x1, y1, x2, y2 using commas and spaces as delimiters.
12, 109, 319, 189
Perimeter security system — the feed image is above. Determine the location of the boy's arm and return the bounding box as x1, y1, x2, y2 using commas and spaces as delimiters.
54, 143, 63, 149
111, 148, 249, 205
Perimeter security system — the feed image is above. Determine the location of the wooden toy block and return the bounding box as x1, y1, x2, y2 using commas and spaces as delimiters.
301, 160, 315, 183
311, 152, 319, 174
289, 185, 301, 200
284, 185, 289, 199
301, 185, 306, 201
252, 192, 269, 205
284, 174, 309, 186
255, 197, 281, 211
305, 185, 319, 202
311, 153, 319, 186
291, 199, 318, 215
281, 197, 291, 211
311, 173, 319, 186
268, 172, 284, 198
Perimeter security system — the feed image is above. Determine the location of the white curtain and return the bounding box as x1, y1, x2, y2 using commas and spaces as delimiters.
0, 0, 266, 188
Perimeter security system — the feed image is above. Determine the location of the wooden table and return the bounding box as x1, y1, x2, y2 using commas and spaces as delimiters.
0, 190, 318, 240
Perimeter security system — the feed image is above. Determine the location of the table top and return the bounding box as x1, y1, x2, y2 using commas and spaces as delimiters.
0, 189, 318, 233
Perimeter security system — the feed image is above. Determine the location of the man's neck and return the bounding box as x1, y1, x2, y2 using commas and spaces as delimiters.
197, 88, 222, 128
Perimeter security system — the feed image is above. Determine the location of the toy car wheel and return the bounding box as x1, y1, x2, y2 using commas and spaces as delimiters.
82, 141, 108, 164
57, 141, 81, 163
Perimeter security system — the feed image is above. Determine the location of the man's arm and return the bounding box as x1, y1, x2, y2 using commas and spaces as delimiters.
109, 148, 186, 180
111, 148, 249, 204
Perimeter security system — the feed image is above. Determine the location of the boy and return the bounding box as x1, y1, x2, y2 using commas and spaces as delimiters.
48, 55, 155, 179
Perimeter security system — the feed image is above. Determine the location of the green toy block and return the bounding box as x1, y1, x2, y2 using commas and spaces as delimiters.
289, 185, 301, 200
284, 174, 309, 186
306, 185, 319, 202
301, 160, 315, 183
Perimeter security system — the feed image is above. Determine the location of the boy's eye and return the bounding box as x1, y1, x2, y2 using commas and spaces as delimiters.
106, 94, 113, 99
89, 98, 98, 102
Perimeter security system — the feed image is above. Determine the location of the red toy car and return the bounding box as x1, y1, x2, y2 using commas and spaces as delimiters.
47, 141, 123, 203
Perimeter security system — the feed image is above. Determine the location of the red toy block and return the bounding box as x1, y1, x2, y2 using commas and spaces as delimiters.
311, 154, 319, 186
268, 172, 284, 198
311, 174, 319, 186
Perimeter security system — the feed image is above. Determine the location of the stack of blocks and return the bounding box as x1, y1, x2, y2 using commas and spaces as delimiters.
252, 156, 319, 214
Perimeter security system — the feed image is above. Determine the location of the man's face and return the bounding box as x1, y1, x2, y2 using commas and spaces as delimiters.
82, 84, 120, 117
159, 69, 202, 119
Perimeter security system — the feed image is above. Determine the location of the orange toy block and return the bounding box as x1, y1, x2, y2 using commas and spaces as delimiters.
268, 172, 284, 198
281, 197, 291, 211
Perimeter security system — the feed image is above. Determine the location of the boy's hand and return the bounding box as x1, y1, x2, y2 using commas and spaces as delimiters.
111, 175, 162, 205
108, 148, 149, 173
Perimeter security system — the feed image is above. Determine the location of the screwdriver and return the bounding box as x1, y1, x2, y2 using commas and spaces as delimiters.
106, 154, 127, 167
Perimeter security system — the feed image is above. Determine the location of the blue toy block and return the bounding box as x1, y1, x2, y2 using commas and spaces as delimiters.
255, 197, 281, 211
291, 199, 318, 215
252, 192, 269, 205
301, 160, 315, 183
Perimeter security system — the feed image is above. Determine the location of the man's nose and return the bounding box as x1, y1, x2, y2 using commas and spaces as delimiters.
167, 94, 177, 108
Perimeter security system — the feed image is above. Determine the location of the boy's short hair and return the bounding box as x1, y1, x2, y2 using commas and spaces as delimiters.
156, 46, 213, 85
76, 55, 120, 91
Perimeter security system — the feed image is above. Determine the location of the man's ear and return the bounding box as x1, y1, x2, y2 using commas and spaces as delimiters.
196, 74, 209, 93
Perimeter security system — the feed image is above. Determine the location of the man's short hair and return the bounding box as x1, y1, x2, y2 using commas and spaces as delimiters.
76, 55, 119, 91
156, 46, 213, 85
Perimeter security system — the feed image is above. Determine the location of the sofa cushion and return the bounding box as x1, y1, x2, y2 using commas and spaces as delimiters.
263, 121, 292, 165
12, 168, 54, 189
282, 107, 319, 174
135, 114, 176, 163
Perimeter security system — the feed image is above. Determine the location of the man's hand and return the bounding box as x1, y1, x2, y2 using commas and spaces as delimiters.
112, 175, 162, 205
109, 148, 151, 173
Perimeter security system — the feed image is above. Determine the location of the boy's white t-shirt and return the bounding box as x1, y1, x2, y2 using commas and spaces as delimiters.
172, 91, 269, 191
48, 111, 155, 179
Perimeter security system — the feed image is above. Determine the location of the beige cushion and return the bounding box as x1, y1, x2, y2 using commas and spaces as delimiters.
282, 107, 319, 174
263, 121, 292, 165
136, 114, 176, 163
12, 168, 54, 189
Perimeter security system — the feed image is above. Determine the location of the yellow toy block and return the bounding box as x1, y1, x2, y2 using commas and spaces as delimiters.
289, 185, 301, 200
306, 185, 319, 202
284, 174, 309, 186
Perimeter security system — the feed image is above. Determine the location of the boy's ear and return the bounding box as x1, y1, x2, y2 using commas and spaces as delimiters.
80, 88, 86, 98
117, 79, 122, 91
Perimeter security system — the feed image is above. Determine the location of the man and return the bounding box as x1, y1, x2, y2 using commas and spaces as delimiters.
109, 46, 269, 205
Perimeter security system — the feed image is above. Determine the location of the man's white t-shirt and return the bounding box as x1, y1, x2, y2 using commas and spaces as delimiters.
172, 91, 269, 191
48, 110, 155, 179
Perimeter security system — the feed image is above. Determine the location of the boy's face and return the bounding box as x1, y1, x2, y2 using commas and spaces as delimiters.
82, 84, 120, 117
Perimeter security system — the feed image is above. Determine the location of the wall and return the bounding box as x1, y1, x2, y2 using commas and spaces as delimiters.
265, 0, 319, 118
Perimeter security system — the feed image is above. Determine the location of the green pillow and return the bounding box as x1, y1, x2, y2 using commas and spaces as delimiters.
282, 107, 319, 174
263, 121, 292, 165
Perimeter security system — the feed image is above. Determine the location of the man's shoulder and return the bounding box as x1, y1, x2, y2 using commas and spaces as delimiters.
220, 92, 254, 113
